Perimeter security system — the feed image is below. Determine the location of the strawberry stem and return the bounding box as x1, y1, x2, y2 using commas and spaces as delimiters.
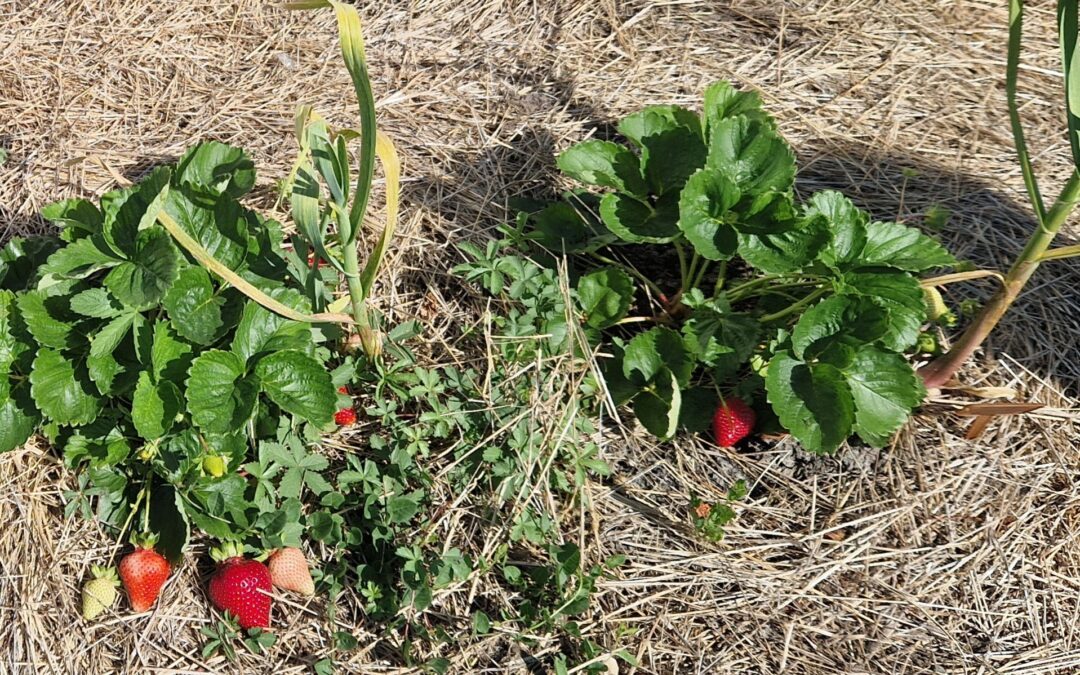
758, 287, 829, 323
920, 171, 1080, 388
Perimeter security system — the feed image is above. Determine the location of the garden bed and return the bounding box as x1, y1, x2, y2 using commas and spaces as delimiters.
2, 1, 1080, 673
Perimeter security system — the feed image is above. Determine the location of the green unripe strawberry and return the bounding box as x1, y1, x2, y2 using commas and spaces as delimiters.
138, 440, 159, 461
203, 455, 227, 478
82, 565, 119, 621
915, 331, 939, 355
923, 287, 946, 318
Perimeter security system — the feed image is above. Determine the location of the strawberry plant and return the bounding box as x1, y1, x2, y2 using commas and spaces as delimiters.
0, 0, 401, 572
496, 81, 957, 454
0, 143, 352, 556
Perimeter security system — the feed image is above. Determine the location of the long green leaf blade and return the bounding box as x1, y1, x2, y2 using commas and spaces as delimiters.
1009, 0, 1046, 222
1059, 0, 1080, 177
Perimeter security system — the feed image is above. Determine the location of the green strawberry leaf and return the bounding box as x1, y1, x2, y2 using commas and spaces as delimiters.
164, 266, 225, 345
840, 345, 925, 447
42, 235, 121, 279
61, 415, 131, 468
231, 290, 312, 363
619, 105, 703, 146
103, 228, 180, 308
556, 140, 647, 196
598, 342, 641, 406
599, 192, 680, 243
89, 312, 137, 361
525, 202, 592, 252
618, 105, 706, 194
173, 141, 256, 199
623, 326, 695, 388
69, 288, 125, 319
254, 350, 336, 427
633, 368, 682, 439
1, 236, 61, 291
792, 295, 893, 360
806, 191, 868, 268
576, 267, 634, 329
0, 290, 18, 373
0, 385, 39, 453
30, 349, 101, 426
40, 198, 104, 238
132, 371, 183, 440
101, 166, 171, 256
791, 295, 850, 360
702, 81, 774, 138
16, 290, 75, 350
186, 350, 257, 434
707, 116, 795, 196
839, 271, 926, 352
765, 350, 854, 454
678, 167, 741, 260
678, 386, 719, 433
148, 484, 190, 566
164, 186, 249, 270
681, 308, 760, 377
151, 322, 194, 384
737, 218, 827, 274
858, 220, 957, 272
88, 351, 125, 397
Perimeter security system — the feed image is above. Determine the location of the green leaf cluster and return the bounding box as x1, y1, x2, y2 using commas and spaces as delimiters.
506, 81, 956, 453
2, 142, 340, 556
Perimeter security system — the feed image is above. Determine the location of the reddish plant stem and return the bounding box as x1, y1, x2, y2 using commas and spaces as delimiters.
920, 171, 1080, 389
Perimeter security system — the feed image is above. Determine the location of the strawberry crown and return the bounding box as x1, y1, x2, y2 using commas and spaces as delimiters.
210, 540, 248, 563
89, 565, 120, 585
130, 531, 160, 550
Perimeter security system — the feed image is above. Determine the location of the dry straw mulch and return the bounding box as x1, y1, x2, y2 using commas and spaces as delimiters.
3, 0, 1080, 673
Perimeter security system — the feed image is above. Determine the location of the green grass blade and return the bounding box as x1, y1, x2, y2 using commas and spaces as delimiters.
329, 1, 377, 244
358, 132, 401, 299
1060, 0, 1080, 177
287, 1, 377, 246
1009, 0, 1046, 224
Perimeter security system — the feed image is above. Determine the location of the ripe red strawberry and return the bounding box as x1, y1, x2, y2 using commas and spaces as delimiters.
713, 397, 755, 447
337, 386, 350, 395
335, 407, 357, 426
119, 535, 171, 613
307, 253, 323, 269
208, 542, 272, 629
267, 547, 315, 596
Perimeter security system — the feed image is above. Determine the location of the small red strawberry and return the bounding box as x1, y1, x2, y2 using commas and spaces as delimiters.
337, 386, 350, 395
306, 253, 323, 269
267, 547, 315, 596
713, 397, 755, 447
208, 542, 272, 629
335, 407, 357, 426
119, 534, 171, 613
